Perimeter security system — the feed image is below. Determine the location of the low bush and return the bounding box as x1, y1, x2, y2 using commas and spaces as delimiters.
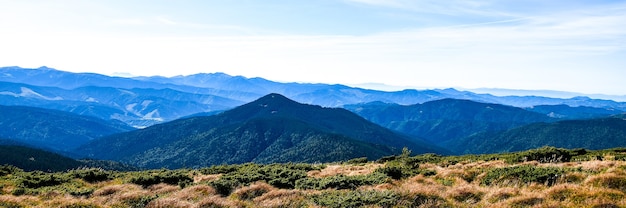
17, 171, 68, 189
209, 179, 240, 196
200, 164, 242, 175
345, 157, 368, 164
208, 163, 314, 195
129, 169, 192, 188
295, 172, 388, 190
66, 187, 95, 197
0, 165, 21, 177
123, 195, 157, 208
69, 168, 114, 183
372, 148, 432, 180
481, 165, 564, 186
507, 147, 572, 163
311, 190, 399, 208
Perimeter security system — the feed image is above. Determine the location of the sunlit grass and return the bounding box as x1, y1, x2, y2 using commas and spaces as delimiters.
1, 147, 626, 207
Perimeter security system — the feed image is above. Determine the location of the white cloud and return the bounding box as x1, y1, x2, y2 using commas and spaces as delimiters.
0, 1, 625, 94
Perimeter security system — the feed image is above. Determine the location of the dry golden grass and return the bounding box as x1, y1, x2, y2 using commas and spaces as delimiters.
585, 172, 626, 192
0, 195, 40, 207
2, 159, 626, 207
307, 163, 382, 178
232, 182, 276, 201
194, 174, 221, 183
170, 185, 217, 201
253, 189, 311, 207
446, 184, 485, 204
148, 183, 181, 195
147, 197, 195, 208
196, 195, 238, 208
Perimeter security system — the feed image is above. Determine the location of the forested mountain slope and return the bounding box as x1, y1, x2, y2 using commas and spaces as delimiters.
77, 94, 447, 169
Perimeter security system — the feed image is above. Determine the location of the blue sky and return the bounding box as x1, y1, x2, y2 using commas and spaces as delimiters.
1, 0, 625, 95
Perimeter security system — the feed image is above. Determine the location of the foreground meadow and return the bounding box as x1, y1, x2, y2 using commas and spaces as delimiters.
1, 147, 626, 208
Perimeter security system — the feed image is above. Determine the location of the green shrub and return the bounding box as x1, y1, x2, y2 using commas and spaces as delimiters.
129, 169, 192, 188
66, 187, 95, 197
70, 168, 113, 183
258, 165, 309, 189
0, 165, 22, 176
311, 190, 399, 208
374, 158, 429, 179
481, 165, 563, 186
200, 164, 242, 174
11, 187, 26, 196
507, 147, 572, 163
345, 157, 368, 164
211, 163, 313, 191
376, 155, 397, 163
209, 179, 240, 196
123, 195, 156, 208
17, 171, 68, 188
295, 172, 388, 190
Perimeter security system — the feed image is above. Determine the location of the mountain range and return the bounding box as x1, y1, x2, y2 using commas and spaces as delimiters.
448, 117, 626, 154
0, 105, 134, 152
344, 99, 555, 144
1, 66, 625, 170
2, 66, 625, 128
76, 94, 447, 169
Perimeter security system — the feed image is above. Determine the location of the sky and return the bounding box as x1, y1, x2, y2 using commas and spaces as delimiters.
1, 0, 625, 95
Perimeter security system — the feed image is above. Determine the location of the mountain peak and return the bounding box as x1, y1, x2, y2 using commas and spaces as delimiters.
256, 93, 291, 102
223, 93, 309, 120
247, 93, 301, 108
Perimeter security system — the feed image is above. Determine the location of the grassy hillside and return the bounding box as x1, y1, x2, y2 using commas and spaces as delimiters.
2, 147, 626, 207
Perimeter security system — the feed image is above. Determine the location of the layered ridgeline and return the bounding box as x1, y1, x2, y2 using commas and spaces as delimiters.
0, 105, 134, 152
0, 143, 84, 172
345, 99, 555, 145
0, 81, 242, 128
0, 139, 136, 172
3, 66, 626, 128
77, 94, 447, 169
525, 104, 623, 120
448, 117, 626, 154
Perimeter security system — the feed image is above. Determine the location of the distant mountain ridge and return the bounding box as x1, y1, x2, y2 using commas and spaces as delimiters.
0, 105, 135, 152
76, 93, 447, 169
0, 81, 242, 127
448, 117, 626, 154
0, 139, 137, 172
345, 99, 555, 144
2, 66, 625, 128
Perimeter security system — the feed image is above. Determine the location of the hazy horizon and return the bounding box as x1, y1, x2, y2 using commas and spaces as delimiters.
1, 1, 625, 95
6, 65, 626, 102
